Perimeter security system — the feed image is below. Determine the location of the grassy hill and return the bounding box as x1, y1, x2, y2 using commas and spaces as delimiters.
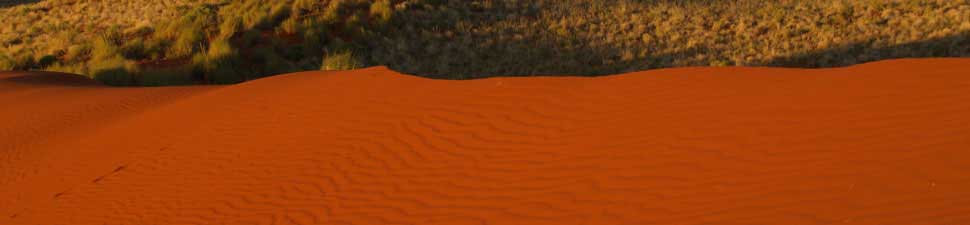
1, 0, 969, 85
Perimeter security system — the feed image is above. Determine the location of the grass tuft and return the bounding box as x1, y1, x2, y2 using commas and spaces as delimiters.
370, 0, 394, 26
321, 50, 361, 71
0, 54, 15, 71
196, 37, 244, 84
88, 56, 137, 86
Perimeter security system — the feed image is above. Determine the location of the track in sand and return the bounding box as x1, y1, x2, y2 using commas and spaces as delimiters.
2, 58, 970, 224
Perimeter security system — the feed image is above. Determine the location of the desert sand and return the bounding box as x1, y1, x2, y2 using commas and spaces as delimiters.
2, 58, 970, 224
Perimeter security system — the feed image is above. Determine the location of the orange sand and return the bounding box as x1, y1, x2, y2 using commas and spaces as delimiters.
2, 58, 970, 224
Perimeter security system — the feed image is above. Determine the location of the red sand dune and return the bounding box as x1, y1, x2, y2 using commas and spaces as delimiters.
2, 58, 970, 224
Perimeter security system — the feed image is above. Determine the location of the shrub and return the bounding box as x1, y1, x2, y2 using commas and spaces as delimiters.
138, 66, 196, 86
12, 54, 36, 70
43, 62, 86, 75
241, 10, 269, 30
345, 11, 363, 31
160, 5, 218, 58
63, 44, 93, 63
280, 42, 306, 61
279, 16, 302, 35
198, 38, 244, 84
0, 54, 15, 71
292, 0, 318, 17
322, 0, 347, 23
240, 0, 292, 30
302, 18, 330, 51
123, 24, 155, 37
240, 29, 262, 48
321, 50, 361, 71
121, 38, 149, 60
370, 0, 394, 26
171, 5, 217, 33
262, 52, 295, 77
169, 26, 206, 58
190, 53, 208, 79
250, 46, 276, 64
35, 54, 58, 68
142, 38, 170, 60
207, 38, 237, 61
218, 16, 243, 39
296, 56, 323, 70
88, 56, 136, 86
91, 35, 121, 60
267, 1, 292, 25
7, 0, 970, 86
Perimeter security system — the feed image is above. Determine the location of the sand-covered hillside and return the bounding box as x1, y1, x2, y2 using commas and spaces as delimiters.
2, 58, 969, 224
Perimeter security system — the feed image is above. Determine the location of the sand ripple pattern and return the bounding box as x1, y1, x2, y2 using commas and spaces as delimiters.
2, 59, 970, 224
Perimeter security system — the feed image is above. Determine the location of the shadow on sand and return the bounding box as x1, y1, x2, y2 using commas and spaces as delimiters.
0, 71, 102, 87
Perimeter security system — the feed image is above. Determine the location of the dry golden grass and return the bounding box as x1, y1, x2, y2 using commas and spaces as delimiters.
375, 0, 970, 77
2, 0, 969, 85
1, 0, 222, 59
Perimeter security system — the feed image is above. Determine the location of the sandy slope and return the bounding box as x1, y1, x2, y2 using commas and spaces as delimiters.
1, 58, 969, 224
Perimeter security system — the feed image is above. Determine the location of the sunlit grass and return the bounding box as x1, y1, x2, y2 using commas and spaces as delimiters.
1, 0, 968, 85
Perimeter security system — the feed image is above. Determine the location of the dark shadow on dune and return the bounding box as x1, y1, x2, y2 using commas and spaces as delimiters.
765, 31, 970, 68
0, 0, 42, 9
0, 72, 103, 87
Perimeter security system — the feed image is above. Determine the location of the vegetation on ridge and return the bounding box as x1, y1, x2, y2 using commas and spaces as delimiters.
1, 0, 969, 85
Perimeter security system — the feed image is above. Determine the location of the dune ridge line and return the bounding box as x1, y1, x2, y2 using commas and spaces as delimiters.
2, 58, 970, 224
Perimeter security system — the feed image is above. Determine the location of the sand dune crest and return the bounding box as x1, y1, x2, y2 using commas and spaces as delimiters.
2, 59, 970, 224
